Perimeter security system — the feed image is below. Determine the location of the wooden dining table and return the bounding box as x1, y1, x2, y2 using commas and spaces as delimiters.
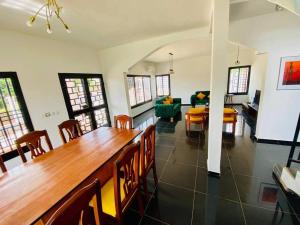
0, 127, 141, 225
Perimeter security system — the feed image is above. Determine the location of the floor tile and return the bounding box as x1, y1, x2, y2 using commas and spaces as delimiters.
160, 162, 196, 190
147, 159, 167, 179
243, 204, 300, 225
155, 145, 174, 160
235, 174, 294, 213
146, 182, 194, 225
196, 167, 240, 201
192, 192, 245, 225
168, 147, 198, 166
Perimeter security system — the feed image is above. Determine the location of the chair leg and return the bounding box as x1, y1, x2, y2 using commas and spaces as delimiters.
233, 123, 236, 135
142, 177, 150, 199
152, 164, 158, 185
137, 189, 144, 216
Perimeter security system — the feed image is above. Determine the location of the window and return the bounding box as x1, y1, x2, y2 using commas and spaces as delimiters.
156, 74, 170, 96
59, 74, 111, 134
227, 66, 251, 95
0, 72, 33, 155
127, 75, 152, 108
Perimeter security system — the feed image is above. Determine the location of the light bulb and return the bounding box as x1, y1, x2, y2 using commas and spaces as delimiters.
47, 28, 53, 34
26, 20, 33, 27
64, 24, 71, 34
26, 16, 35, 27
47, 23, 52, 34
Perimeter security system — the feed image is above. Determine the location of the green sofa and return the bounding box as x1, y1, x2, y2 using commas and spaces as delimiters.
155, 97, 181, 120
190, 91, 210, 107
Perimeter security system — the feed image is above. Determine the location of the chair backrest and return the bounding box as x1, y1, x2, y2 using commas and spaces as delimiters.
113, 141, 140, 219
15, 130, 53, 163
45, 179, 102, 225
223, 108, 238, 122
114, 115, 133, 129
58, 119, 83, 144
0, 156, 7, 173
140, 125, 156, 176
185, 110, 206, 123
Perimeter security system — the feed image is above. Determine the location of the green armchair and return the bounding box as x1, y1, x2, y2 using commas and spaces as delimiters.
155, 97, 181, 120
190, 91, 210, 107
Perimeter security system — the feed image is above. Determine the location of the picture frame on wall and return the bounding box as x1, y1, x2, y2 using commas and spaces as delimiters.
277, 56, 300, 90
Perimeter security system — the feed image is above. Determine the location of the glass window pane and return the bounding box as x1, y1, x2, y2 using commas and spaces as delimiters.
143, 77, 151, 101
94, 108, 109, 127
134, 77, 144, 104
238, 68, 249, 93
127, 77, 136, 106
156, 76, 163, 96
229, 69, 239, 93
162, 76, 170, 95
87, 78, 104, 107
0, 77, 30, 154
74, 113, 92, 134
65, 78, 88, 111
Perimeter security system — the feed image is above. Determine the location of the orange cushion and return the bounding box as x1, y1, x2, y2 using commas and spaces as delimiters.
224, 108, 235, 114
223, 117, 235, 122
197, 92, 206, 100
190, 117, 204, 122
163, 100, 171, 105
188, 107, 205, 114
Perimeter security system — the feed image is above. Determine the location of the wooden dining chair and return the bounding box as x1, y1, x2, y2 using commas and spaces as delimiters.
58, 119, 83, 144
114, 115, 133, 130
0, 156, 7, 173
140, 124, 158, 198
45, 179, 103, 225
15, 130, 53, 163
223, 108, 238, 134
100, 142, 144, 225
185, 107, 207, 135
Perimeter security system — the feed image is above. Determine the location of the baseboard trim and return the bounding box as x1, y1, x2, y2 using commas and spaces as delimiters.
256, 138, 300, 146
207, 171, 220, 177
182, 104, 192, 106
133, 107, 154, 119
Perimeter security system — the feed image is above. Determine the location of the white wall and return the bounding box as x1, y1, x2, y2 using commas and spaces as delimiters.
156, 55, 211, 104
230, 11, 300, 141
127, 61, 156, 117
0, 29, 103, 147
248, 53, 268, 102
154, 49, 255, 104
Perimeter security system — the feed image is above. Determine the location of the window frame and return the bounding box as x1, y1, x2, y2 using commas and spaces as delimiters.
155, 74, 171, 97
0, 72, 34, 161
227, 65, 251, 95
58, 73, 111, 132
127, 75, 152, 109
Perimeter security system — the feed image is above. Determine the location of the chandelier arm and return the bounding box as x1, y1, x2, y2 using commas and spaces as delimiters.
33, 3, 47, 19
55, 11, 68, 27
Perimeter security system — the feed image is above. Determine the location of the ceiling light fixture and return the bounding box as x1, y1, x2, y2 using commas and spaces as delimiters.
235, 46, 240, 65
275, 4, 284, 12
169, 53, 174, 74
26, 0, 71, 34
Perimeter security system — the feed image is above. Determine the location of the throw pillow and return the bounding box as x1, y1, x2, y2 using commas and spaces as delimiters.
163, 100, 171, 105
197, 92, 206, 100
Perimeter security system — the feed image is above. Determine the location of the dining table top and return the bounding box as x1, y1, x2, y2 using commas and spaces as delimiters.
0, 127, 141, 225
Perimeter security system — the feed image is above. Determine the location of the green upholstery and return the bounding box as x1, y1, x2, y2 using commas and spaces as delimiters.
155, 97, 181, 118
190, 91, 210, 107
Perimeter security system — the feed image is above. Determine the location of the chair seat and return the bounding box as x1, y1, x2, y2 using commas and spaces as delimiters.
190, 117, 204, 122
188, 107, 205, 114
223, 117, 235, 122
101, 178, 125, 217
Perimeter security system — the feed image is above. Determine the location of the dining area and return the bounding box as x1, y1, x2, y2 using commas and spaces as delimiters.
0, 115, 158, 225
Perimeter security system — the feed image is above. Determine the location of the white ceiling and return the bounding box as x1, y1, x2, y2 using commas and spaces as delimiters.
230, 0, 276, 20
0, 0, 212, 49
0, 0, 278, 49
144, 38, 253, 63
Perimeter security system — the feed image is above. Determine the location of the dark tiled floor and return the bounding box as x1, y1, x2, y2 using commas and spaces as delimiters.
128, 106, 300, 225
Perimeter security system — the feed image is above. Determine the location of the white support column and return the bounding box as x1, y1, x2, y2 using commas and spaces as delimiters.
207, 0, 230, 174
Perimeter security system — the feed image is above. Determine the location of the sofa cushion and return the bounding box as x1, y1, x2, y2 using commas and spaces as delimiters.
163, 100, 171, 105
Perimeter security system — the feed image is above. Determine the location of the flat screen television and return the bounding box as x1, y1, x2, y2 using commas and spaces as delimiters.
253, 90, 261, 105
